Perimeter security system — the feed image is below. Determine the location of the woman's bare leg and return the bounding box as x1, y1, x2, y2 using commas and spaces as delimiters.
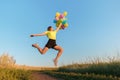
53, 45, 63, 66
32, 44, 48, 54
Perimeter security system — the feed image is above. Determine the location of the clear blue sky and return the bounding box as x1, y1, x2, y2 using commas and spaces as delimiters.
0, 0, 120, 66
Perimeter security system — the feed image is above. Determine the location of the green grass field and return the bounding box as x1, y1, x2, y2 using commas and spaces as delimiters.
44, 59, 120, 80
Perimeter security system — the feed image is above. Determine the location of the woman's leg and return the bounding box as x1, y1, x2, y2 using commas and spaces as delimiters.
32, 44, 49, 54
53, 45, 63, 66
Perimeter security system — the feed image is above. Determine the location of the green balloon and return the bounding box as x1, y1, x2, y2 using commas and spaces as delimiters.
62, 20, 67, 24
56, 20, 62, 27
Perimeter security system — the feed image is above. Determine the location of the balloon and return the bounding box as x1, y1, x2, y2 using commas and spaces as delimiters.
56, 12, 60, 17
59, 14, 64, 19
54, 11, 68, 30
63, 17, 67, 20
62, 20, 67, 24
56, 20, 62, 27
53, 19, 57, 23
55, 17, 59, 21
64, 23, 68, 27
56, 22, 59, 27
61, 25, 65, 29
63, 11, 67, 16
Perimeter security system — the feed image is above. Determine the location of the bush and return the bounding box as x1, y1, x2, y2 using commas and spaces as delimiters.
0, 53, 16, 67
0, 68, 31, 80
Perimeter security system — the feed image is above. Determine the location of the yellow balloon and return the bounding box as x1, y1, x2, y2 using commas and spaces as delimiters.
63, 11, 67, 16
56, 12, 60, 17
64, 23, 68, 27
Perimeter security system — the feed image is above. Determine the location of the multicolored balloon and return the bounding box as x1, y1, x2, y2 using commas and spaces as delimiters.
53, 11, 68, 30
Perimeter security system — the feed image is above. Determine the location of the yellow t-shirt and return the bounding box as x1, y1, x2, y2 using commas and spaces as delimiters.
45, 30, 57, 40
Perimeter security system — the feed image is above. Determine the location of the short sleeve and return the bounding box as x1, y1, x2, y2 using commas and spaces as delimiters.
54, 30, 57, 33
45, 31, 48, 34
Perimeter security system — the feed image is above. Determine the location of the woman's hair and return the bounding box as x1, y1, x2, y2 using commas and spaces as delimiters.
47, 26, 52, 31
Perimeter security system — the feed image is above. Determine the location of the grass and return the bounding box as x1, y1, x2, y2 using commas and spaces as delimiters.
45, 71, 119, 80
0, 67, 31, 80
58, 62, 120, 77
43, 57, 120, 80
1, 54, 120, 80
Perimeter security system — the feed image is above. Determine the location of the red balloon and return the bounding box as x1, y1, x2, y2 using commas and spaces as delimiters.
61, 25, 65, 29
59, 14, 64, 19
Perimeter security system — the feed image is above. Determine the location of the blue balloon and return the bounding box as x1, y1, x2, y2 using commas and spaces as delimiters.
53, 19, 57, 23
62, 20, 67, 24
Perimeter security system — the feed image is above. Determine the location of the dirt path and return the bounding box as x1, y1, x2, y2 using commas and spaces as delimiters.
31, 72, 62, 80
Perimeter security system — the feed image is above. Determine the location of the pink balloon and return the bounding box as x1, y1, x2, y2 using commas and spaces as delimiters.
59, 14, 64, 19
55, 17, 59, 21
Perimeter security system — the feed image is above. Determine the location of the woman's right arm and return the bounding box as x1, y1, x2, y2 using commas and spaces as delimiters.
56, 23, 62, 32
30, 32, 46, 37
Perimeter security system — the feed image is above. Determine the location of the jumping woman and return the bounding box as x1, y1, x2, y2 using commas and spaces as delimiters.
30, 23, 63, 66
